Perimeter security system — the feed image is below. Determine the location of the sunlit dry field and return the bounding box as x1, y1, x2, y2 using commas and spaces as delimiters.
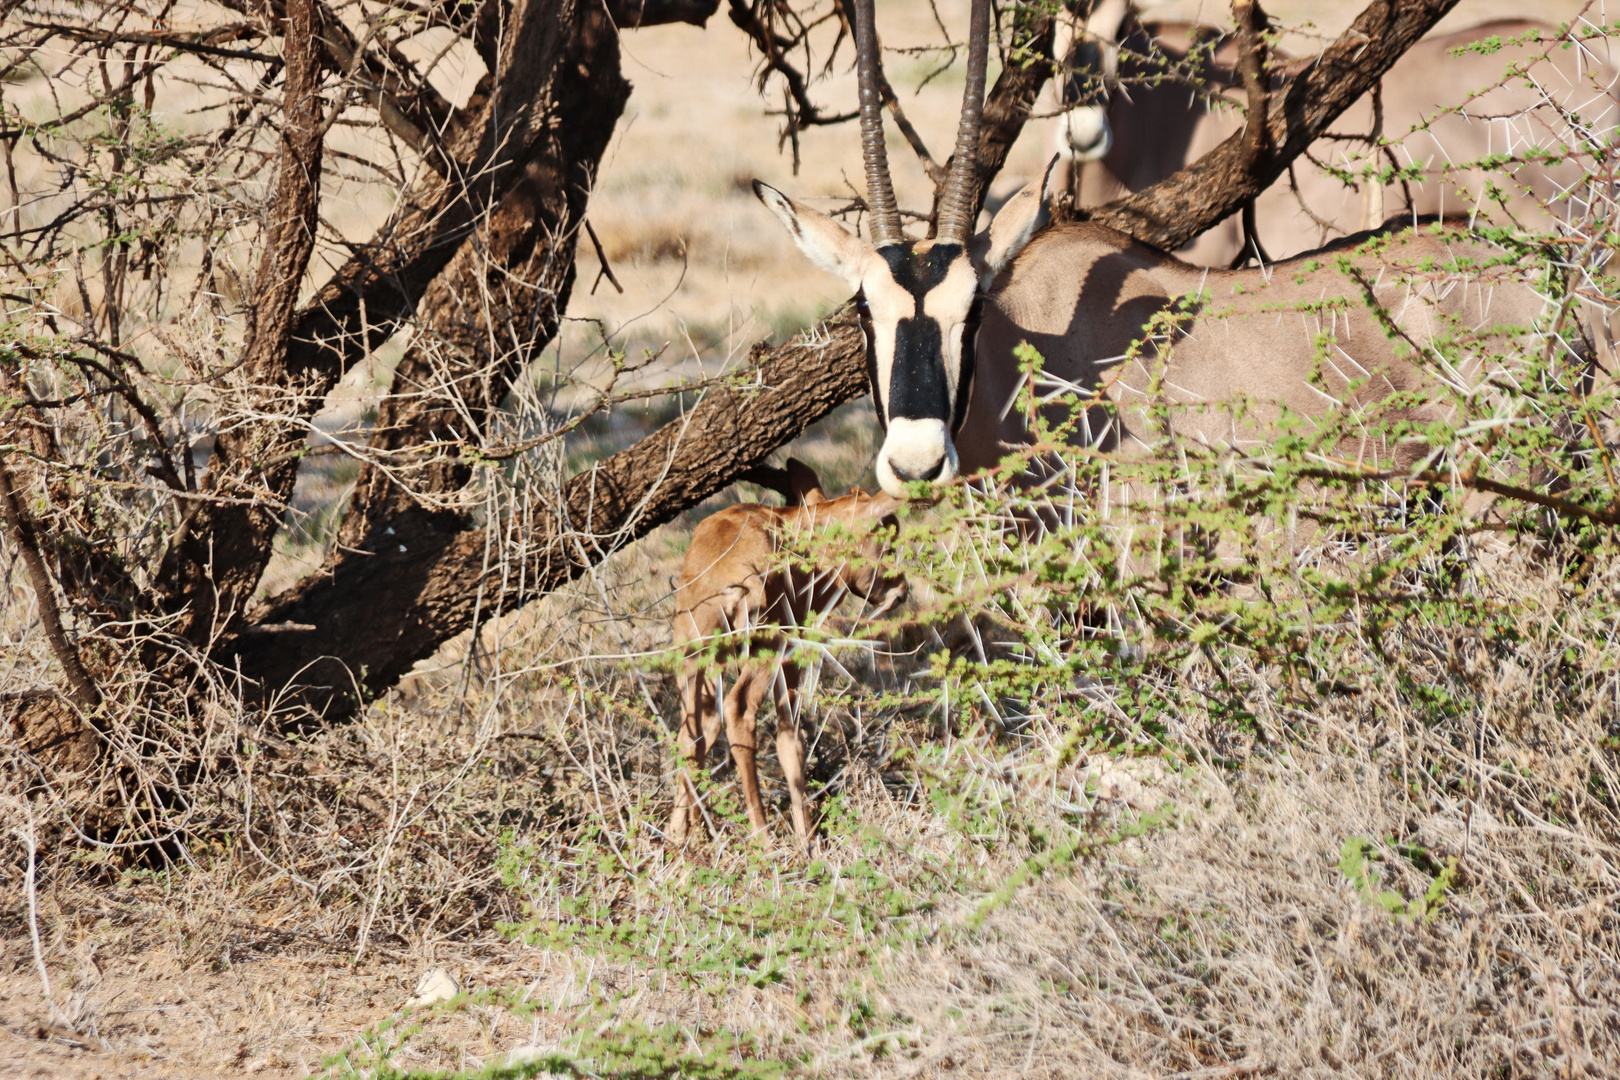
4, 2, 1619, 1078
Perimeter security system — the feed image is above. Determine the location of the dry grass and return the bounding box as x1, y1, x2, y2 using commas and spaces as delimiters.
3, 2, 1619, 1079
6, 443, 1618, 1078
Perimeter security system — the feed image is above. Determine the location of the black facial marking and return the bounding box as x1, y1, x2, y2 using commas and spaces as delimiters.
888, 317, 948, 422
879, 244, 962, 294
856, 292, 884, 431
870, 244, 969, 425
1063, 40, 1106, 107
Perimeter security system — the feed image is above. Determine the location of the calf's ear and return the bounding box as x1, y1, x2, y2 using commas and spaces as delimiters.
865, 580, 908, 620
785, 458, 827, 506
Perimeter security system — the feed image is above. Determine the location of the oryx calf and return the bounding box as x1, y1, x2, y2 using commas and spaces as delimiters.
669, 461, 906, 846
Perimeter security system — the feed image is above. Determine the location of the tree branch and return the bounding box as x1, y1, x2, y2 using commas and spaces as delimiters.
608, 0, 721, 27
1089, 0, 1460, 252
1228, 0, 1273, 267
273, 0, 622, 419
931, 3, 1056, 228
0, 454, 101, 710
331, 1, 629, 552
148, 0, 625, 644
156, 0, 327, 639
231, 316, 870, 718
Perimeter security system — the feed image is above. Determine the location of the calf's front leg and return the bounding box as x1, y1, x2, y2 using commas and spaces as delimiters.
724, 667, 774, 836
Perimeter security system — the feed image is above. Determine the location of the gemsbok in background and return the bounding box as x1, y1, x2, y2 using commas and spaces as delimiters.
1045, 3, 1620, 267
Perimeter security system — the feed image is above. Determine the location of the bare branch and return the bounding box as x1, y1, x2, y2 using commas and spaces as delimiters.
1228, 0, 1273, 267
231, 314, 870, 717
0, 455, 102, 710
156, 0, 327, 637
931, 1, 1056, 226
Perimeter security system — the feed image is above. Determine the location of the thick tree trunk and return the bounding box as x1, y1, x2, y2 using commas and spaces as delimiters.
4, 0, 649, 780
333, 0, 630, 552
229, 319, 869, 716
283, 0, 717, 397
156, 0, 326, 639
152, 0, 645, 642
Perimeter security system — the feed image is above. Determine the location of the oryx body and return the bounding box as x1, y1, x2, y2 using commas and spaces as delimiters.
956, 219, 1549, 487
755, 0, 1595, 499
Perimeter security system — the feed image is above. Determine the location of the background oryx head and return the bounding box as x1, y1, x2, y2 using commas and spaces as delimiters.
754, 0, 1051, 497
1051, 0, 1133, 163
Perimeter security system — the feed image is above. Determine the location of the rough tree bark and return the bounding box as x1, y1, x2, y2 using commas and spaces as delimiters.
10, 0, 1462, 746
284, 0, 715, 399
3, 0, 697, 770
229, 320, 870, 712
152, 0, 702, 643
330, 0, 631, 553
156, 0, 326, 639
222, 0, 633, 712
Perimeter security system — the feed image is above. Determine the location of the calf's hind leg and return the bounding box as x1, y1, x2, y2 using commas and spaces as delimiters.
723, 666, 775, 836
669, 667, 715, 844
772, 661, 812, 844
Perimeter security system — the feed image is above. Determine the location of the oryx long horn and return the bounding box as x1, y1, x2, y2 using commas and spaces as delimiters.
935, 0, 991, 245
853, 0, 902, 246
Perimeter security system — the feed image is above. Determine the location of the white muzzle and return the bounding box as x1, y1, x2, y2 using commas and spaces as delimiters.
1062, 106, 1113, 163
877, 418, 959, 496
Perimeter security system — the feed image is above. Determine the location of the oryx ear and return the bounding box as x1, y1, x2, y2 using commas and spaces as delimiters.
754, 181, 876, 291
971, 156, 1057, 290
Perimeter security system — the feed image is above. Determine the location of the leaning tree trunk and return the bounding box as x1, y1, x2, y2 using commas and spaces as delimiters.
2, 0, 695, 782
153, 0, 639, 642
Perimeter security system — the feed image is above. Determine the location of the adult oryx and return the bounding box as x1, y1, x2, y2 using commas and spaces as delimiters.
754, 0, 1598, 500
1052, 7, 1620, 267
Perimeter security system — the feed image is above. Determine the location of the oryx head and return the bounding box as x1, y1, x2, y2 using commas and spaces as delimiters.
754, 0, 1050, 496
1051, 0, 1133, 163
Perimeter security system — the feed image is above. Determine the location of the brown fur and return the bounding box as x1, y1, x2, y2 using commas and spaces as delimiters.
668, 461, 906, 846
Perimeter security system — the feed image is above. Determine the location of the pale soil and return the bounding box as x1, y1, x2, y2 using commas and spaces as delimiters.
0, 752, 1189, 1079
1, 942, 405, 1079
7, 688, 1611, 1079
